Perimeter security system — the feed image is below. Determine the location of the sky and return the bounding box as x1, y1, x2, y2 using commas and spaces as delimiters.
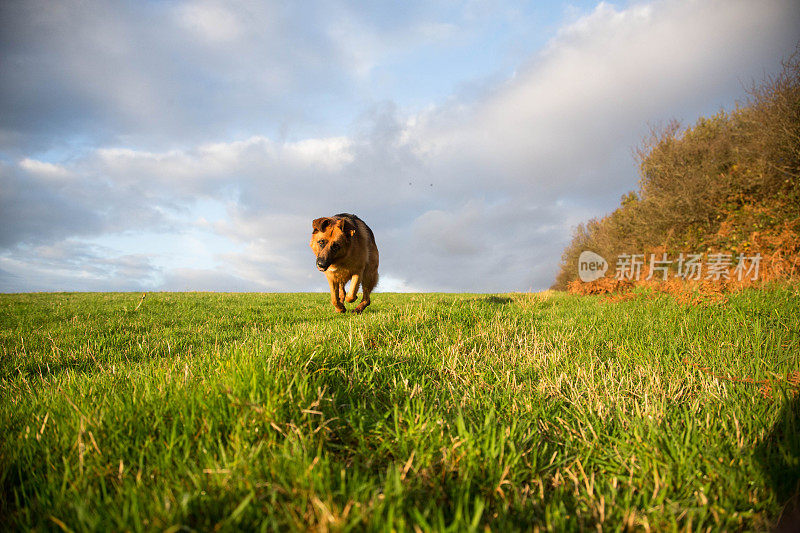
1, 0, 799, 293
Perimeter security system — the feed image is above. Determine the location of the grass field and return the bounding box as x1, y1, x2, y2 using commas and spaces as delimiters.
1, 287, 799, 531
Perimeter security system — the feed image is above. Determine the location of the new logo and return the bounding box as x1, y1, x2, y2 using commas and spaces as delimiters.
578, 251, 608, 282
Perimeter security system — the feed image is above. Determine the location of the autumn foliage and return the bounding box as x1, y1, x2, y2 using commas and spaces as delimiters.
554, 51, 800, 292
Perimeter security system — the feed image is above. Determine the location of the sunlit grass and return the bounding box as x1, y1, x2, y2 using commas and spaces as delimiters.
1, 288, 798, 530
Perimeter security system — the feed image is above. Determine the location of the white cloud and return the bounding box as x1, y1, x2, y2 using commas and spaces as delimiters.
411, 0, 799, 197
159, 268, 265, 292
176, 0, 243, 43
379, 274, 425, 293
0, 240, 160, 292
18, 159, 73, 181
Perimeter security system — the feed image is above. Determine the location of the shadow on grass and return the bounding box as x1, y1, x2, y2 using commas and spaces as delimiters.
483, 296, 513, 304
463, 295, 515, 306
755, 392, 800, 532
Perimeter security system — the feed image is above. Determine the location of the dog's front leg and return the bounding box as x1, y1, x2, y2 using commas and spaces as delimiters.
327, 277, 346, 313
345, 273, 361, 303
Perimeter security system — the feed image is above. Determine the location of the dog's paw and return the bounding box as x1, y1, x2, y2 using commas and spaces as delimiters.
334, 305, 347, 313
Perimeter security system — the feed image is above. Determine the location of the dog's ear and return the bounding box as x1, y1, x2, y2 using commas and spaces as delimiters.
337, 218, 357, 237
312, 217, 332, 233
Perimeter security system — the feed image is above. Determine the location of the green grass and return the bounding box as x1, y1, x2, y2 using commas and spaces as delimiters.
1, 288, 798, 531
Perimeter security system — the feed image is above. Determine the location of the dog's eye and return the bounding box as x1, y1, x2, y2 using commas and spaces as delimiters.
318, 240, 326, 247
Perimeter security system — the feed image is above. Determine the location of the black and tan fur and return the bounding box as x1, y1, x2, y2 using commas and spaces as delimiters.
310, 213, 379, 313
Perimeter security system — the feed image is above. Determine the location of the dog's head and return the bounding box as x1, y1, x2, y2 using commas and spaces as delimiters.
310, 216, 356, 271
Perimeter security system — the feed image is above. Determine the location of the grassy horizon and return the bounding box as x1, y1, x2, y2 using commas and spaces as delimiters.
1, 287, 798, 530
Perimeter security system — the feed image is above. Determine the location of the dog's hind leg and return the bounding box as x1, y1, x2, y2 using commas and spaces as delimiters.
354, 266, 378, 313
345, 273, 361, 303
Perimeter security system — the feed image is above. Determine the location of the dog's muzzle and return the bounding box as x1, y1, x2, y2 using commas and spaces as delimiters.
316, 257, 329, 271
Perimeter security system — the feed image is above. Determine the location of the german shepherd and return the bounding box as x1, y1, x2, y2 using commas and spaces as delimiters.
310, 213, 379, 313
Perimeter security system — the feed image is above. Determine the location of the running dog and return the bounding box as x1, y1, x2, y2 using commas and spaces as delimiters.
310, 213, 379, 313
